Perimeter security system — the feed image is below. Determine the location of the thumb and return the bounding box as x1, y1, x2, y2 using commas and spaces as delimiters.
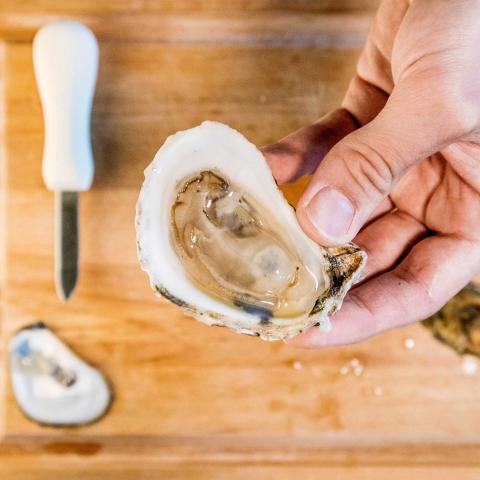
297, 82, 465, 246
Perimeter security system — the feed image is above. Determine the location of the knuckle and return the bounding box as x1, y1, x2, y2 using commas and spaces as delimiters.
392, 263, 436, 313
348, 289, 375, 319
441, 101, 476, 137
432, 77, 478, 135
334, 142, 398, 199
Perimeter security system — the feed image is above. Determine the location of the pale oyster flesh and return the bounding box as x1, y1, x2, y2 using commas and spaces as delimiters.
172, 171, 323, 320
136, 121, 367, 341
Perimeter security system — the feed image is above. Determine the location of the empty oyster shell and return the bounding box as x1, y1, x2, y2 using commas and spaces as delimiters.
136, 121, 367, 341
9, 322, 112, 426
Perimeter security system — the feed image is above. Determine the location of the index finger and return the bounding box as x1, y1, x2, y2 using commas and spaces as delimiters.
262, 109, 357, 184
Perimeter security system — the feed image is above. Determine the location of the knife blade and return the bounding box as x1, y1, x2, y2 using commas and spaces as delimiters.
55, 191, 79, 300
33, 21, 98, 301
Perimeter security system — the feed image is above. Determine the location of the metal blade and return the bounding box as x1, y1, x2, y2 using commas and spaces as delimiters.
54, 191, 79, 301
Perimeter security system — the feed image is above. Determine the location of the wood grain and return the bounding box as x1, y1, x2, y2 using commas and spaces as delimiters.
0, 11, 373, 46
1, 3, 480, 478
0, 0, 380, 14
1, 438, 480, 479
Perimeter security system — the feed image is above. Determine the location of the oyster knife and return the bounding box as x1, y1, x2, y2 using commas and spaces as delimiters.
33, 21, 99, 300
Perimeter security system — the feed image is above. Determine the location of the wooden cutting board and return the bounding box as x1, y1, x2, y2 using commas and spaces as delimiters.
1, 3, 480, 478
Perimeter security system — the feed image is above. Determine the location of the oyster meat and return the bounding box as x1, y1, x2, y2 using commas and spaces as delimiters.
9, 322, 112, 426
136, 121, 366, 341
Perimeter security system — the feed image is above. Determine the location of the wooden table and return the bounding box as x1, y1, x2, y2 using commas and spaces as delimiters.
1, 1, 480, 478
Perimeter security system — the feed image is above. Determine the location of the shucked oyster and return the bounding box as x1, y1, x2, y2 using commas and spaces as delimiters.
136, 121, 366, 341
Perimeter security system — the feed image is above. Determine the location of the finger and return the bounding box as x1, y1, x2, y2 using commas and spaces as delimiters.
355, 209, 428, 280
262, 108, 357, 184
339, 0, 411, 125
342, 75, 389, 127
365, 196, 394, 224
342, 0, 411, 118
296, 76, 467, 247
289, 234, 480, 348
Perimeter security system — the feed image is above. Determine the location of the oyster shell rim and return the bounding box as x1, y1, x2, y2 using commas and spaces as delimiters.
136, 121, 367, 341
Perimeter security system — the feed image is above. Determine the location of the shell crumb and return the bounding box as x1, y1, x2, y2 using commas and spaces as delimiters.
350, 358, 360, 368
373, 386, 383, 396
353, 365, 364, 377
292, 360, 302, 370
461, 355, 478, 376
318, 318, 332, 332
403, 338, 415, 350
339, 357, 365, 377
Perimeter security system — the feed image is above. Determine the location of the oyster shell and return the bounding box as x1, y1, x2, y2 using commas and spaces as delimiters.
9, 322, 112, 426
136, 121, 366, 341
423, 283, 480, 356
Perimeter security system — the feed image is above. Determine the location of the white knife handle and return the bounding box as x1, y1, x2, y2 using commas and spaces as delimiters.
33, 21, 98, 192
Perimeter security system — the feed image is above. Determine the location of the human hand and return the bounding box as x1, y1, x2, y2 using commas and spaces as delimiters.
262, 0, 480, 347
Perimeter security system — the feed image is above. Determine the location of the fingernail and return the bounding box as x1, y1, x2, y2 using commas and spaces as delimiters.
304, 187, 355, 240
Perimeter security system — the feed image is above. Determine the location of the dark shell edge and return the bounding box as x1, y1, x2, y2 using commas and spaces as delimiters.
150, 245, 367, 340
310, 243, 367, 316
